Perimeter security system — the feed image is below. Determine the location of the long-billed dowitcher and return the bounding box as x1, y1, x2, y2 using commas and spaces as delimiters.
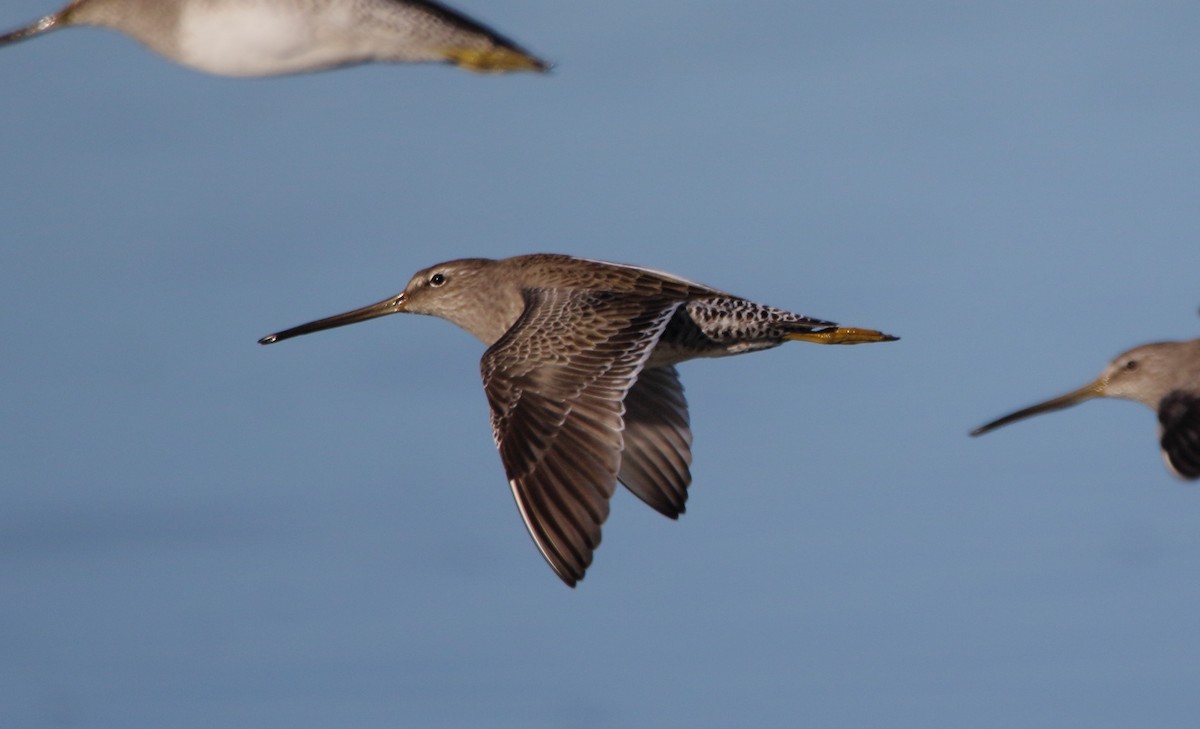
260, 254, 898, 585
0, 0, 546, 75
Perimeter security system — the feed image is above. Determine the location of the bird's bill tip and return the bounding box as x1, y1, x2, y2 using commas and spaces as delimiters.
970, 379, 1105, 437
444, 47, 549, 73
787, 326, 899, 345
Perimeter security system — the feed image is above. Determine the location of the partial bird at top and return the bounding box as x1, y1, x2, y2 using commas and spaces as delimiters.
972, 335, 1200, 480
0, 0, 547, 76
259, 253, 898, 586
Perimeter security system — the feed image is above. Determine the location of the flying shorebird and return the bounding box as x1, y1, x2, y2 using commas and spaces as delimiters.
0, 0, 546, 76
259, 253, 898, 586
972, 338, 1200, 480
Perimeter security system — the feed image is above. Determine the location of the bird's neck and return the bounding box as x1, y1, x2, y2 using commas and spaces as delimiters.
67, 0, 184, 47
452, 287, 527, 347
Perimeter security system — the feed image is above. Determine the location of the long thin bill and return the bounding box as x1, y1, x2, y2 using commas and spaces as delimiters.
970, 380, 1104, 437
0, 14, 62, 46
258, 293, 405, 345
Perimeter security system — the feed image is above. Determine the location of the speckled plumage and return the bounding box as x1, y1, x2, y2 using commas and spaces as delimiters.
0, 0, 546, 75
972, 338, 1200, 480
260, 253, 898, 586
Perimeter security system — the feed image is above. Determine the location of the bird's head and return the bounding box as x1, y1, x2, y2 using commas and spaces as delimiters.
1097, 341, 1200, 407
257, 257, 522, 347
970, 339, 1200, 436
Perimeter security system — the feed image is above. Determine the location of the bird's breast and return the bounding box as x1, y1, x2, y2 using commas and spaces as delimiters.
175, 2, 366, 76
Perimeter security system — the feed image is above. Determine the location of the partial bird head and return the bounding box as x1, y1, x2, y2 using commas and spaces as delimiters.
971, 339, 1200, 436
258, 258, 524, 347
1095, 342, 1200, 406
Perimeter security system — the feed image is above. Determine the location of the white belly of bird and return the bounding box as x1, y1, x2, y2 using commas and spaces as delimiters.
176, 3, 366, 76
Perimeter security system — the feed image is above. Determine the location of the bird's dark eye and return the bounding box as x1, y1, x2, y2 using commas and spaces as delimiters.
429, 273, 447, 287
1124, 360, 1138, 371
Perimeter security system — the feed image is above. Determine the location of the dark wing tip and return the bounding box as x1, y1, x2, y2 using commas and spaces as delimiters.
1159, 391, 1200, 480
616, 366, 693, 519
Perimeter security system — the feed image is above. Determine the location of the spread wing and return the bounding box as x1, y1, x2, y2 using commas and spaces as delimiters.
1158, 391, 1200, 480
618, 366, 693, 518
481, 289, 681, 586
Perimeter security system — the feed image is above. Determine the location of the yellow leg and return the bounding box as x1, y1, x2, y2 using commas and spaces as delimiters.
786, 327, 898, 345
443, 48, 548, 73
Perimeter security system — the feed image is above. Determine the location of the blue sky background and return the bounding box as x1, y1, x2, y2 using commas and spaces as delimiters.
3, 1, 1200, 726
